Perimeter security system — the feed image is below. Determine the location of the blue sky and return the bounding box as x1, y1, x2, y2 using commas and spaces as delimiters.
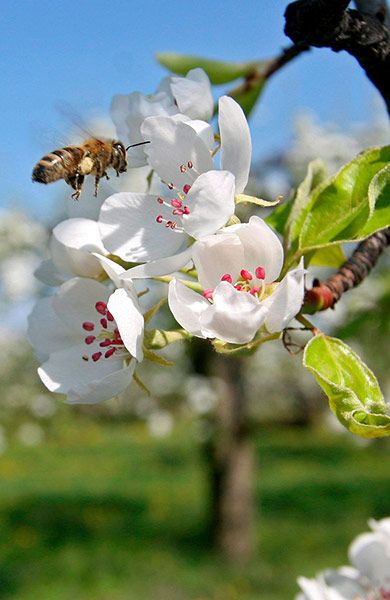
1, 0, 383, 221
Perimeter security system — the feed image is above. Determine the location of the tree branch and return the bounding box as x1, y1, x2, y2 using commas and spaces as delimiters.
303, 228, 390, 312
354, 0, 390, 30
284, 0, 390, 112
227, 43, 310, 100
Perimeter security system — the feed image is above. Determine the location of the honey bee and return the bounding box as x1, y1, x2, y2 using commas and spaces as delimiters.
32, 138, 149, 200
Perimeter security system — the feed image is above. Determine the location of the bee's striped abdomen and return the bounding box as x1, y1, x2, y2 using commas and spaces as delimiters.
32, 146, 84, 184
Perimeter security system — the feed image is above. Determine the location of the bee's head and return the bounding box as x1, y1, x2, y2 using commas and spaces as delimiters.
112, 141, 127, 173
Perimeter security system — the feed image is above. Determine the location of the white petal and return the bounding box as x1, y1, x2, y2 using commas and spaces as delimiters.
369, 517, 390, 537
156, 76, 175, 101
219, 96, 251, 194
52, 277, 111, 330
263, 259, 305, 333
34, 259, 69, 287
111, 91, 176, 166
184, 119, 214, 150
168, 279, 209, 337
27, 296, 79, 357
227, 216, 284, 283
323, 568, 369, 599
296, 576, 329, 600
66, 362, 136, 405
107, 288, 144, 362
38, 343, 124, 394
191, 233, 244, 290
349, 531, 390, 585
141, 117, 214, 189
170, 68, 213, 121
99, 192, 186, 262
105, 165, 153, 194
93, 253, 125, 289
200, 281, 267, 344
50, 218, 106, 278
183, 170, 235, 238
170, 113, 214, 150
122, 246, 194, 279
38, 343, 132, 404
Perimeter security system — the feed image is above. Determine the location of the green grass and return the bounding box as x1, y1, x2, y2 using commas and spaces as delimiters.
0, 421, 389, 599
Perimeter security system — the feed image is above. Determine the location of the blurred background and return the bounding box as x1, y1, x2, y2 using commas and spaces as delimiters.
1, 1, 389, 598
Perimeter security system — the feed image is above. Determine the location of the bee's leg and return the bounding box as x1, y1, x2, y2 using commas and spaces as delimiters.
68, 173, 84, 200
94, 175, 100, 197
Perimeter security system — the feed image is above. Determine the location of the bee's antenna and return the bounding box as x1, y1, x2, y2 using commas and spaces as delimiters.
126, 141, 151, 151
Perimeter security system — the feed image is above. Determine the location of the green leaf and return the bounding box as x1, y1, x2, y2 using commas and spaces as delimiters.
145, 328, 192, 349
156, 52, 259, 84
307, 244, 346, 268
303, 335, 390, 438
359, 165, 390, 237
265, 159, 327, 242
228, 80, 265, 117
235, 194, 281, 207
287, 159, 328, 245
265, 199, 293, 235
298, 146, 390, 252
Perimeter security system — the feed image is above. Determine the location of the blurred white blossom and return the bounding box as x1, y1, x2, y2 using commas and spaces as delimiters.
16, 422, 45, 447
147, 410, 173, 438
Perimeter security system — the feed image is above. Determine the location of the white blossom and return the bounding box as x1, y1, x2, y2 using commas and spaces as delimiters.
168, 216, 305, 344
296, 518, 390, 600
111, 68, 213, 167
28, 277, 143, 404
99, 96, 251, 278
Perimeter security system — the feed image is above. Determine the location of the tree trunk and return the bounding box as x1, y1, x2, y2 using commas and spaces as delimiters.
187, 339, 256, 563
207, 354, 256, 563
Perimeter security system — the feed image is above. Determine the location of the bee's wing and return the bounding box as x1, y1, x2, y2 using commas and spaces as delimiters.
30, 123, 70, 154
55, 100, 116, 142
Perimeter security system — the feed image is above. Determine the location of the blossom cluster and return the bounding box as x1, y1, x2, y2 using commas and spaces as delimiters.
296, 517, 390, 600
28, 69, 305, 404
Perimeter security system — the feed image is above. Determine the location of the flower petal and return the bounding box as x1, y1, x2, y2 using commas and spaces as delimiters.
28, 297, 79, 357
38, 343, 124, 393
227, 216, 284, 283
66, 361, 136, 405
50, 218, 106, 278
93, 253, 126, 288
219, 96, 251, 194
122, 246, 194, 279
99, 192, 186, 262
107, 288, 144, 362
38, 342, 132, 401
200, 281, 267, 344
349, 531, 390, 585
183, 170, 235, 239
191, 233, 244, 290
141, 116, 214, 189
170, 68, 213, 122
34, 259, 69, 287
263, 259, 305, 333
111, 91, 176, 166
168, 279, 209, 337
52, 277, 111, 330
323, 568, 369, 599
296, 576, 329, 600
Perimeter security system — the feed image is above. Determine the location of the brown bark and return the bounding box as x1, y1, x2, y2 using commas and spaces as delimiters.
284, 0, 390, 112
304, 228, 390, 312
207, 354, 256, 563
